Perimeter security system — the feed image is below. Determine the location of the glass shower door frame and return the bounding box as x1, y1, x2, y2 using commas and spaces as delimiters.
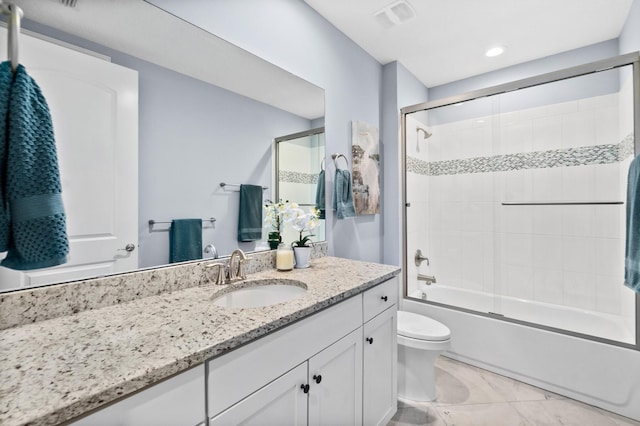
400, 52, 640, 350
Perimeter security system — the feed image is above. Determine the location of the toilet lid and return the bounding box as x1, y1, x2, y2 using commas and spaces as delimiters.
397, 311, 450, 341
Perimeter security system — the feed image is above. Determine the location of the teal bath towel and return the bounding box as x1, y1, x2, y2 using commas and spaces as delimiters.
332, 169, 356, 219
1, 63, 69, 270
625, 154, 640, 293
238, 184, 263, 241
169, 219, 202, 263
0, 62, 12, 251
315, 170, 325, 219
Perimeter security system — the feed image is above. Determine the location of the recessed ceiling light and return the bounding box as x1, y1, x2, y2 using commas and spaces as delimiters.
485, 46, 506, 57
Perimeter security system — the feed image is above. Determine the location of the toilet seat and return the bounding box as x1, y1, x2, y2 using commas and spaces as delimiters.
398, 311, 450, 341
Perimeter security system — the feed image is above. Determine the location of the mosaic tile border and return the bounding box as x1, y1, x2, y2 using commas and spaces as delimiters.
408, 133, 635, 176
279, 170, 319, 184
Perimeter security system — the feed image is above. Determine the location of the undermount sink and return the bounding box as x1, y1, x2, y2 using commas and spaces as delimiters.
212, 279, 307, 308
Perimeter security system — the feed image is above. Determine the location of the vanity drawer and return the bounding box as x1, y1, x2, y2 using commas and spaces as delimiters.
363, 276, 398, 322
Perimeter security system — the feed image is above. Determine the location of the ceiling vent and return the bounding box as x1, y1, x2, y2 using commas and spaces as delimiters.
374, 0, 416, 29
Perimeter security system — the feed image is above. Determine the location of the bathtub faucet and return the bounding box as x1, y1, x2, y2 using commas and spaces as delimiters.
418, 273, 437, 285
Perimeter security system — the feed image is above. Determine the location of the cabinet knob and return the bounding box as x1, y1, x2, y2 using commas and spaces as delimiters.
313, 374, 322, 384
366, 337, 374, 344
301, 384, 310, 393
380, 295, 388, 302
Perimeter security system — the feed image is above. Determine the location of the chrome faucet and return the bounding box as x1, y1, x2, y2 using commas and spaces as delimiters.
204, 243, 218, 259
418, 273, 437, 285
206, 249, 249, 285
228, 249, 248, 282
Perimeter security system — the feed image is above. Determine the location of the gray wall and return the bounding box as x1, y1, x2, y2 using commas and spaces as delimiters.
381, 62, 430, 267
152, 0, 385, 263
620, 0, 640, 54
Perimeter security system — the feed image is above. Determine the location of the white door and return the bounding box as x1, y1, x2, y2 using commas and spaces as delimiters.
210, 362, 308, 426
308, 328, 363, 426
0, 28, 138, 290
363, 307, 398, 426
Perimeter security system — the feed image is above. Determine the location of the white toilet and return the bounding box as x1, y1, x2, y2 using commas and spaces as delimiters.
397, 310, 451, 402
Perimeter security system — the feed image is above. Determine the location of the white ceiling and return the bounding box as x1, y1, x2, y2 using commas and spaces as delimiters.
304, 0, 635, 88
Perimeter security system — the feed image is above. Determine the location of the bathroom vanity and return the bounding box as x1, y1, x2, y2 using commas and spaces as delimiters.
0, 254, 400, 426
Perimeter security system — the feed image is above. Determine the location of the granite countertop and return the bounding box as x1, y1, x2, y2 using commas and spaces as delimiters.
0, 256, 400, 426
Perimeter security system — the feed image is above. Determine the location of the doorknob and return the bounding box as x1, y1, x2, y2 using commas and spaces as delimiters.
118, 243, 136, 252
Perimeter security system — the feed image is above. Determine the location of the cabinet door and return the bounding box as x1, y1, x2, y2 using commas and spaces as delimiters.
71, 365, 205, 426
363, 307, 397, 426
210, 363, 308, 426
308, 328, 363, 426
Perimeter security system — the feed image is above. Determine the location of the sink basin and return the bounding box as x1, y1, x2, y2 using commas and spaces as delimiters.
212, 279, 307, 308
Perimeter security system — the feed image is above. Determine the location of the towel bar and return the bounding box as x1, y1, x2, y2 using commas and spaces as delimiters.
148, 218, 216, 226
220, 182, 268, 190
501, 201, 623, 206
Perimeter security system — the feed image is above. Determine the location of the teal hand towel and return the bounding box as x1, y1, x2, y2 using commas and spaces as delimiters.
625, 154, 640, 293
315, 170, 325, 219
0, 62, 12, 251
169, 219, 202, 263
1, 63, 69, 270
332, 169, 356, 219
238, 184, 263, 241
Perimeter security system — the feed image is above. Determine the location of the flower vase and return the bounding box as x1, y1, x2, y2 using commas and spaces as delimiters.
293, 246, 311, 269
268, 231, 281, 250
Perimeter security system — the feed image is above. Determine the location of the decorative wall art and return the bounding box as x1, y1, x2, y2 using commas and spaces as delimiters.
351, 121, 380, 215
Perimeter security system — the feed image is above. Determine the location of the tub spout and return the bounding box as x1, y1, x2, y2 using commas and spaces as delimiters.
418, 273, 436, 285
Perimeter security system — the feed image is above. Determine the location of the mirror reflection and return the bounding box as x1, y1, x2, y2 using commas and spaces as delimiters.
0, 1, 325, 292
275, 127, 326, 246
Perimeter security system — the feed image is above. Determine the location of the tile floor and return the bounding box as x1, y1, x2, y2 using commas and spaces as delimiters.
388, 356, 640, 426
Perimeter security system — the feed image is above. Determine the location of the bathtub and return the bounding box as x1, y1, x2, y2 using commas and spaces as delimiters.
409, 285, 635, 344
403, 288, 640, 421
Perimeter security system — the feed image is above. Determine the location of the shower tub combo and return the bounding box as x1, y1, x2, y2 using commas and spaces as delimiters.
401, 52, 640, 420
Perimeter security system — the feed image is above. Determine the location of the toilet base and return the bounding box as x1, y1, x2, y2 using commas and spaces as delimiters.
397, 343, 445, 402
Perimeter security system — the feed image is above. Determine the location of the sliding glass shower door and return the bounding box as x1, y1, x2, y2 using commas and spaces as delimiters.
403, 55, 639, 347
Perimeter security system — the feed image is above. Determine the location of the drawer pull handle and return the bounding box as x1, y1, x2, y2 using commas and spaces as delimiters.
313, 374, 322, 384
301, 384, 310, 393
381, 295, 388, 302
366, 337, 374, 344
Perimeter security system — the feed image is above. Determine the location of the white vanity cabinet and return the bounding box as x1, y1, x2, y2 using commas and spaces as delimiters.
71, 364, 205, 426
207, 276, 398, 426
363, 277, 398, 426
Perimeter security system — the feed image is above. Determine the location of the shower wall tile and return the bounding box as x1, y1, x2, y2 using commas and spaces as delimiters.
532, 235, 563, 270
507, 264, 534, 300
532, 115, 562, 152
532, 167, 564, 200
532, 205, 564, 236
562, 109, 596, 148
562, 205, 596, 237
533, 268, 564, 304
562, 165, 596, 201
411, 90, 632, 320
563, 236, 596, 274
564, 270, 597, 310
594, 205, 624, 238
595, 274, 623, 315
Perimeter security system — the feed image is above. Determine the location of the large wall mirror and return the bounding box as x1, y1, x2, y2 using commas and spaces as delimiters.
0, 0, 325, 292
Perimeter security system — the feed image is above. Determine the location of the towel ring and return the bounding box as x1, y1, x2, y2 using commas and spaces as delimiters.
321, 157, 325, 171
331, 153, 349, 170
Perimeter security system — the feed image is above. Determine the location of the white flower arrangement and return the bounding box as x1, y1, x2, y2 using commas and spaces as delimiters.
289, 207, 320, 247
